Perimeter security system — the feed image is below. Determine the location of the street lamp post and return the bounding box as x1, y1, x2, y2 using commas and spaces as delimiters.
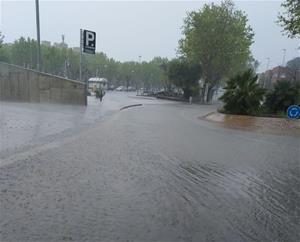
282, 49, 286, 66
130, 70, 134, 92
35, 0, 41, 71
266, 57, 270, 71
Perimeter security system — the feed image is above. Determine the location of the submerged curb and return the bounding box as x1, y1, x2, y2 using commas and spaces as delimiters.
201, 111, 300, 136
120, 104, 143, 111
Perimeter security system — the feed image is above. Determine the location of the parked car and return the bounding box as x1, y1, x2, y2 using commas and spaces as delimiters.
115, 86, 126, 91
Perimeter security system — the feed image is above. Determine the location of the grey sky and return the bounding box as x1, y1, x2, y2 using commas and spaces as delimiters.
1, 0, 299, 72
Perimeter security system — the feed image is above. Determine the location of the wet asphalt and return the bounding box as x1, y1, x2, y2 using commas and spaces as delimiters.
0, 92, 299, 242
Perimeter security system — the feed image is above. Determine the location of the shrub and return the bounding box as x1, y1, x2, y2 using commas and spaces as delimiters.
264, 80, 300, 114
219, 69, 265, 115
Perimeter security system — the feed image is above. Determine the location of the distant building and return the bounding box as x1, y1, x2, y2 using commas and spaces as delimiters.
258, 66, 297, 89
41, 40, 51, 47
53, 42, 68, 49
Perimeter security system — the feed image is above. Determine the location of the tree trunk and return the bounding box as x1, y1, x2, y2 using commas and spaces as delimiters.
200, 83, 207, 103
205, 85, 215, 104
183, 88, 191, 100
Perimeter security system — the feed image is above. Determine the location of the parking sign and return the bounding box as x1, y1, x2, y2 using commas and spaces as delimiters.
83, 30, 96, 54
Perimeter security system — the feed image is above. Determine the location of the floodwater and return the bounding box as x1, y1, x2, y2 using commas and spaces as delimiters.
0, 92, 164, 157
0, 92, 299, 242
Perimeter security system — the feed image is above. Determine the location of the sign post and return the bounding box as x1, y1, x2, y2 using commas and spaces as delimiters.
79, 29, 83, 82
79, 29, 96, 105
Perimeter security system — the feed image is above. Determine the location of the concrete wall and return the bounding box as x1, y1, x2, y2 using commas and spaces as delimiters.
0, 62, 86, 105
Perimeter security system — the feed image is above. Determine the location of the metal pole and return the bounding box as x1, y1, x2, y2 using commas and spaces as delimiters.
282, 49, 286, 66
79, 29, 83, 82
35, 0, 41, 71
137, 55, 141, 95
79, 29, 87, 105
266, 57, 270, 71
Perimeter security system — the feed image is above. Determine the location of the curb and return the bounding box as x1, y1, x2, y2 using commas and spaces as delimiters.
120, 104, 143, 111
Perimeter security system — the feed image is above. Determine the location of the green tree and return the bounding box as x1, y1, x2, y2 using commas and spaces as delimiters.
264, 80, 300, 114
220, 69, 265, 115
278, 0, 300, 38
179, 0, 254, 102
167, 58, 202, 99
286, 57, 300, 71
249, 58, 260, 72
0, 36, 168, 88
0, 44, 11, 62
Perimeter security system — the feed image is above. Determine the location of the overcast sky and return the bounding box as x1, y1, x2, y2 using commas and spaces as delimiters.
1, 0, 299, 72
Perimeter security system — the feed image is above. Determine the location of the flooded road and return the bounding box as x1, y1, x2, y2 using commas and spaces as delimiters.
0, 93, 299, 241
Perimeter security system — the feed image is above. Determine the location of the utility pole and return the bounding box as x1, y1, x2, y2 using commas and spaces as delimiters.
35, 0, 41, 71
79, 29, 83, 82
266, 57, 270, 71
138, 55, 141, 94
62, 34, 67, 77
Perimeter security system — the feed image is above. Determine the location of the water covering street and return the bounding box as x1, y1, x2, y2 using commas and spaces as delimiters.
0, 92, 299, 242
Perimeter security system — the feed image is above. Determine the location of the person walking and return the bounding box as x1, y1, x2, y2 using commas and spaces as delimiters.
96, 88, 105, 102
95, 88, 105, 102
99, 88, 104, 102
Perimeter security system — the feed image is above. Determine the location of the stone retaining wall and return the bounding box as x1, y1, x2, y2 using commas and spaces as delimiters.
0, 62, 86, 105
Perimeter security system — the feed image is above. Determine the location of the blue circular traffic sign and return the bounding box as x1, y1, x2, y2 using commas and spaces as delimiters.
287, 105, 300, 119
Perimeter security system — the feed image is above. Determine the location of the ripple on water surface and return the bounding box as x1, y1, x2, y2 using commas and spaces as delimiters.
165, 158, 300, 241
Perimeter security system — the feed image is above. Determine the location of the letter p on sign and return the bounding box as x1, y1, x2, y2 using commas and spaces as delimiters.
83, 30, 96, 54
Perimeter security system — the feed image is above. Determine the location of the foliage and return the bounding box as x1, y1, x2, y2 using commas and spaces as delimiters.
220, 69, 265, 115
167, 58, 201, 99
264, 80, 300, 114
0, 44, 10, 62
286, 57, 300, 71
0, 37, 168, 90
179, 0, 254, 102
278, 0, 300, 38
248, 58, 260, 72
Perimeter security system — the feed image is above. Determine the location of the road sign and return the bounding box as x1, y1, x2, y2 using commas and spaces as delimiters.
287, 105, 300, 119
83, 30, 96, 54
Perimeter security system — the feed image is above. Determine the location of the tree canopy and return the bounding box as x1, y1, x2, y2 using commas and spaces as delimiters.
0, 37, 168, 90
179, 0, 254, 102
278, 0, 300, 38
286, 57, 300, 71
167, 58, 202, 99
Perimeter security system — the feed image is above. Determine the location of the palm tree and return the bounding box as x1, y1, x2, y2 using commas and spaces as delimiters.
220, 69, 265, 115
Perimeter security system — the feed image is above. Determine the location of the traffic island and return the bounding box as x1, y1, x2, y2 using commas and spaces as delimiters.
201, 112, 300, 136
